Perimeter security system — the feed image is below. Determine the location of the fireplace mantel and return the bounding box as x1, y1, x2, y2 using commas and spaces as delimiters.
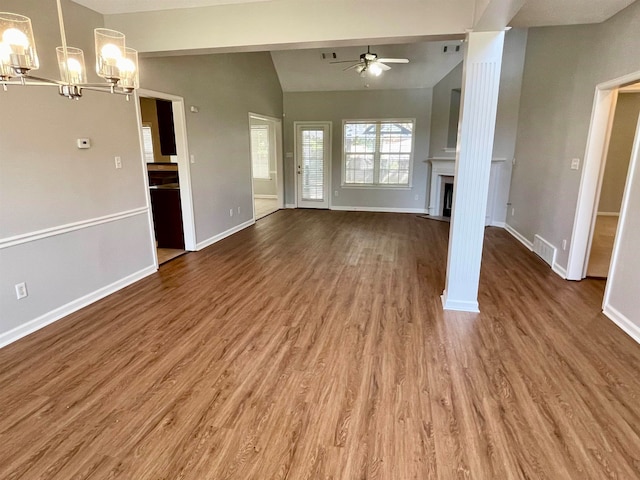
425, 158, 506, 225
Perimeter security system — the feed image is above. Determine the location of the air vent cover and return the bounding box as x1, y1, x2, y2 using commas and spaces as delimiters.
533, 234, 557, 267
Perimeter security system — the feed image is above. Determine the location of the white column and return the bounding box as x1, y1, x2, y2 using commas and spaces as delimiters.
442, 31, 505, 312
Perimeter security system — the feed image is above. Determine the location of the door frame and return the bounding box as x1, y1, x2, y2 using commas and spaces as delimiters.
293, 121, 332, 208
135, 89, 197, 263
248, 113, 284, 221
567, 70, 640, 281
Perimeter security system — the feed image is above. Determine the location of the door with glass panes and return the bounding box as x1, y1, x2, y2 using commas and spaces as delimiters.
295, 122, 331, 208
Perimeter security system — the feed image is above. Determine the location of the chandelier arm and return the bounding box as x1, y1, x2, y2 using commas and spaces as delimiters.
57, 0, 70, 84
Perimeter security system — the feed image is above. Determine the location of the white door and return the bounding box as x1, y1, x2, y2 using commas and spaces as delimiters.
295, 122, 331, 208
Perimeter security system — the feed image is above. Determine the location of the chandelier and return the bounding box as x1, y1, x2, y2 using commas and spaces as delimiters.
0, 0, 139, 100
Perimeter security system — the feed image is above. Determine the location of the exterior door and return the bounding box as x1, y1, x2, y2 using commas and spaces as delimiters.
295, 122, 331, 208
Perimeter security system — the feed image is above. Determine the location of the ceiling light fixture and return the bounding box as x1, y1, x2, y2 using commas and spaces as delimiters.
0, 0, 139, 100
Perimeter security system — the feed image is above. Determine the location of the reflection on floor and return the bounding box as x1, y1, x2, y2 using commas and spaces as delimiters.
255, 197, 279, 219
586, 214, 618, 278
157, 248, 186, 265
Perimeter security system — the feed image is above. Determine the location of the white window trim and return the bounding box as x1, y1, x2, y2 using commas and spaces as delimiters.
341, 118, 416, 188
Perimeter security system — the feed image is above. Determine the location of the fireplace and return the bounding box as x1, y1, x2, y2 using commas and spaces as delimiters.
426, 158, 506, 226
443, 181, 454, 217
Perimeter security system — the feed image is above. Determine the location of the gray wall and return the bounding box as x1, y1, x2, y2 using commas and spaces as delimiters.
283, 89, 433, 210
428, 28, 527, 224
598, 92, 640, 213
430, 63, 463, 158
138, 52, 283, 243
607, 129, 640, 330
0, 0, 155, 340
509, 0, 640, 269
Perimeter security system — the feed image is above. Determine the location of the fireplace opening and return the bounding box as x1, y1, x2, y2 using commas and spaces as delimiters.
443, 182, 454, 217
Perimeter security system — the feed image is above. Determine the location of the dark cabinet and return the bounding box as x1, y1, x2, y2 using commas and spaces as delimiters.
150, 187, 185, 249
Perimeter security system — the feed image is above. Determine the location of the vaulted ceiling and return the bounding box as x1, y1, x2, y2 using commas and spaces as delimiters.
70, 0, 638, 92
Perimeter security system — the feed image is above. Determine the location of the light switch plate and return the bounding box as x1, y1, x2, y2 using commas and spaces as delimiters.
571, 158, 580, 170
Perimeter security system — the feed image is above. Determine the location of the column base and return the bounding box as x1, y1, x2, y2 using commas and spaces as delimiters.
441, 290, 480, 313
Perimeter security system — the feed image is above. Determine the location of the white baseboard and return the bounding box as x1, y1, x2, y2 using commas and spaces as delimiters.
504, 223, 533, 250
597, 211, 620, 217
603, 303, 640, 344
284, 204, 296, 209
196, 219, 255, 251
331, 206, 428, 214
491, 221, 506, 228
254, 194, 277, 199
441, 291, 480, 313
0, 265, 157, 349
505, 224, 568, 280
552, 262, 568, 279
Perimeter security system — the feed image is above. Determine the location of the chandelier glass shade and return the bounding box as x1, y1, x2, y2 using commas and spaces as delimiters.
0, 1, 139, 100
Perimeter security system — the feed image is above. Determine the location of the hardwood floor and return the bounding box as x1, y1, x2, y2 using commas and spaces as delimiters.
586, 215, 619, 278
254, 197, 279, 219
0, 210, 638, 479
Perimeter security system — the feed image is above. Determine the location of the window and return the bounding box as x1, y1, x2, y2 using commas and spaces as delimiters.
251, 125, 271, 179
343, 119, 414, 186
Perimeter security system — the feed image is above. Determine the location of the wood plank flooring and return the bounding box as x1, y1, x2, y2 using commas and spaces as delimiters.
586, 215, 618, 278
0, 210, 639, 479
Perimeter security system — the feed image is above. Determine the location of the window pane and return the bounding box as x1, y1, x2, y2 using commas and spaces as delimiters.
251, 125, 270, 179
344, 121, 413, 186
301, 129, 325, 200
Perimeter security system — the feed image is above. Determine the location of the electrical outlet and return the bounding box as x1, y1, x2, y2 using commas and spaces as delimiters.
190, 154, 196, 164
114, 156, 122, 169
512, 157, 516, 166
15, 282, 28, 300
511, 207, 515, 216
562, 239, 567, 251
237, 206, 241, 214
229, 209, 233, 217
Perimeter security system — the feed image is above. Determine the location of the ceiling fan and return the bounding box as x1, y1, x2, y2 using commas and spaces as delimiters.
331, 46, 409, 77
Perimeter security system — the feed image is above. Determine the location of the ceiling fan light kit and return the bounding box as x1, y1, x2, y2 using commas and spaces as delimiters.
0, 0, 139, 100
331, 45, 409, 78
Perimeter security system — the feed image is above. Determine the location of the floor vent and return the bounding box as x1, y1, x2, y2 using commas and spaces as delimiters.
533, 234, 556, 267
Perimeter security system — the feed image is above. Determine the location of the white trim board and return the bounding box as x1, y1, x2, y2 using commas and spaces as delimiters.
331, 206, 428, 214
254, 194, 278, 199
504, 223, 533, 250
196, 219, 255, 251
603, 304, 640, 344
597, 212, 620, 217
504, 224, 568, 280
0, 207, 148, 250
0, 265, 157, 349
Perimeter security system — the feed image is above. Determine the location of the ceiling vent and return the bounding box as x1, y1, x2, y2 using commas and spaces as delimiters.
443, 44, 461, 54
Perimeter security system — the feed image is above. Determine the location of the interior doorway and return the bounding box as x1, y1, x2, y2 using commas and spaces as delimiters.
586, 91, 640, 278
135, 90, 197, 266
248, 113, 284, 220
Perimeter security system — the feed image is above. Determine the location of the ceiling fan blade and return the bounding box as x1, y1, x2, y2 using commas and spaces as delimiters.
377, 58, 409, 64
377, 62, 392, 71
330, 59, 360, 64
343, 63, 364, 72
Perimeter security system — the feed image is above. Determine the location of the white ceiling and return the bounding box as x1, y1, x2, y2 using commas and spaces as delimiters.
510, 0, 637, 27
271, 41, 464, 92
74, 0, 637, 26
73, 0, 270, 15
